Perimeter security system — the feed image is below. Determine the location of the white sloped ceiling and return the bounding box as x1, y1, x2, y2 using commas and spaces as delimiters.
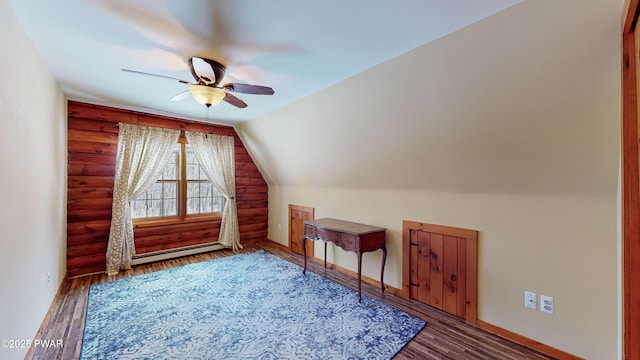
237, 0, 622, 197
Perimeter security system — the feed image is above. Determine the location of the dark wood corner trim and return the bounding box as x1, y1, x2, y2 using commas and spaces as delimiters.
623, 1, 640, 358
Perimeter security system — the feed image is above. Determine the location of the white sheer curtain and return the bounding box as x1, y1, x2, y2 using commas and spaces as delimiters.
106, 123, 180, 275
185, 131, 241, 250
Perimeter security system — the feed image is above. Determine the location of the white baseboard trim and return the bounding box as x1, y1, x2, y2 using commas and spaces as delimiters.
131, 242, 226, 266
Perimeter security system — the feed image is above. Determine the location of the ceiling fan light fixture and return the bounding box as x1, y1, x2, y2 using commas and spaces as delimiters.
189, 85, 226, 107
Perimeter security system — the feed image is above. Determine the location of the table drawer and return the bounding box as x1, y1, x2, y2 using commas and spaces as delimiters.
336, 233, 356, 251
317, 229, 339, 243
304, 224, 317, 239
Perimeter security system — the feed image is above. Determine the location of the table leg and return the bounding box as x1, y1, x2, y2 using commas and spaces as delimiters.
357, 251, 363, 302
324, 242, 327, 269
302, 236, 307, 275
380, 244, 387, 295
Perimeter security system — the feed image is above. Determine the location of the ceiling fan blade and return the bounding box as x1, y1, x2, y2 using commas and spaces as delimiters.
222, 83, 274, 95
170, 90, 190, 101
222, 92, 248, 108
189, 57, 226, 86
121, 69, 191, 84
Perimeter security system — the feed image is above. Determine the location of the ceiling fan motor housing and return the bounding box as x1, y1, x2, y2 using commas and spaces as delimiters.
189, 57, 226, 86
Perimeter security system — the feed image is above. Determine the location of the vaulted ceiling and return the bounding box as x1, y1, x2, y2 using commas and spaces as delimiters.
237, 0, 623, 195
8, 0, 522, 125
7, 0, 623, 195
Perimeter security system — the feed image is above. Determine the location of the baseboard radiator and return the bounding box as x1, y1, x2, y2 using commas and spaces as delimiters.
131, 242, 226, 266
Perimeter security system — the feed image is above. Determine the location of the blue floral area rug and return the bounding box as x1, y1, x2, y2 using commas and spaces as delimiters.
81, 250, 425, 359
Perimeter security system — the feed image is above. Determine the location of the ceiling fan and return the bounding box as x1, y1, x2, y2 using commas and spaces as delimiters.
121, 56, 274, 108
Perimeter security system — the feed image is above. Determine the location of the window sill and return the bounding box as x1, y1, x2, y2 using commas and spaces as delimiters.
133, 213, 223, 228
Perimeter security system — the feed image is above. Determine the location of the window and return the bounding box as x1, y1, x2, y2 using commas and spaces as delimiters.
131, 141, 223, 223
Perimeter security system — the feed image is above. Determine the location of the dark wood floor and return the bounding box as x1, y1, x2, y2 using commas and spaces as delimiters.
28, 241, 557, 360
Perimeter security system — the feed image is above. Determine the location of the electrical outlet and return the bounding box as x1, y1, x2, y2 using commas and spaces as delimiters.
46, 272, 51, 285
541, 295, 554, 314
524, 291, 537, 310
277, 224, 282, 232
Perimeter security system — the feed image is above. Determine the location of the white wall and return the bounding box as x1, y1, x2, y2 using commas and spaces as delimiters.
238, 0, 622, 358
0, 1, 67, 359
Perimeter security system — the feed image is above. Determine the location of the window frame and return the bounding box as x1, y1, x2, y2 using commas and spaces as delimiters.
132, 137, 223, 228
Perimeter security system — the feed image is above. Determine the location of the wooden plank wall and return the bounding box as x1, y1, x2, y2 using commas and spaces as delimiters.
66, 101, 268, 277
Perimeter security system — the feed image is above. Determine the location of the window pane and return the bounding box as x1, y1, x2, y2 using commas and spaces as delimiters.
186, 164, 200, 180
200, 182, 214, 213
187, 182, 199, 215
198, 166, 209, 181
149, 200, 162, 217
185, 181, 223, 214
185, 145, 210, 181
186, 146, 198, 179
186, 197, 199, 215
186, 152, 197, 165
163, 162, 177, 180
131, 199, 147, 219
200, 197, 211, 213
164, 182, 177, 199
131, 179, 179, 219
161, 144, 179, 180
213, 194, 223, 212
200, 182, 212, 197
187, 182, 199, 198
151, 183, 163, 200
164, 199, 177, 216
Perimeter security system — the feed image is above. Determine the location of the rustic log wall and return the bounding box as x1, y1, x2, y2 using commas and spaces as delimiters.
67, 101, 268, 276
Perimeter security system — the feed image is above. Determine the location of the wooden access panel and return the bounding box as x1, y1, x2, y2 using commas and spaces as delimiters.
289, 205, 314, 256
402, 220, 478, 324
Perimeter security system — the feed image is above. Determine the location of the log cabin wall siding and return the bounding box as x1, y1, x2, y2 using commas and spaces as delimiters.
67, 101, 268, 277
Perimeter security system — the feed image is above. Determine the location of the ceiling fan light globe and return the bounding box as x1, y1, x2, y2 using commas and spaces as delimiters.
189, 85, 226, 107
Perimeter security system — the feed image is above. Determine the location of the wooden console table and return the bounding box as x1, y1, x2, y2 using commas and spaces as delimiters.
302, 218, 387, 302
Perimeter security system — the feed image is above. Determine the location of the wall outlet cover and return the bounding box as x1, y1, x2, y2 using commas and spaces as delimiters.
525, 291, 537, 310
541, 295, 554, 314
